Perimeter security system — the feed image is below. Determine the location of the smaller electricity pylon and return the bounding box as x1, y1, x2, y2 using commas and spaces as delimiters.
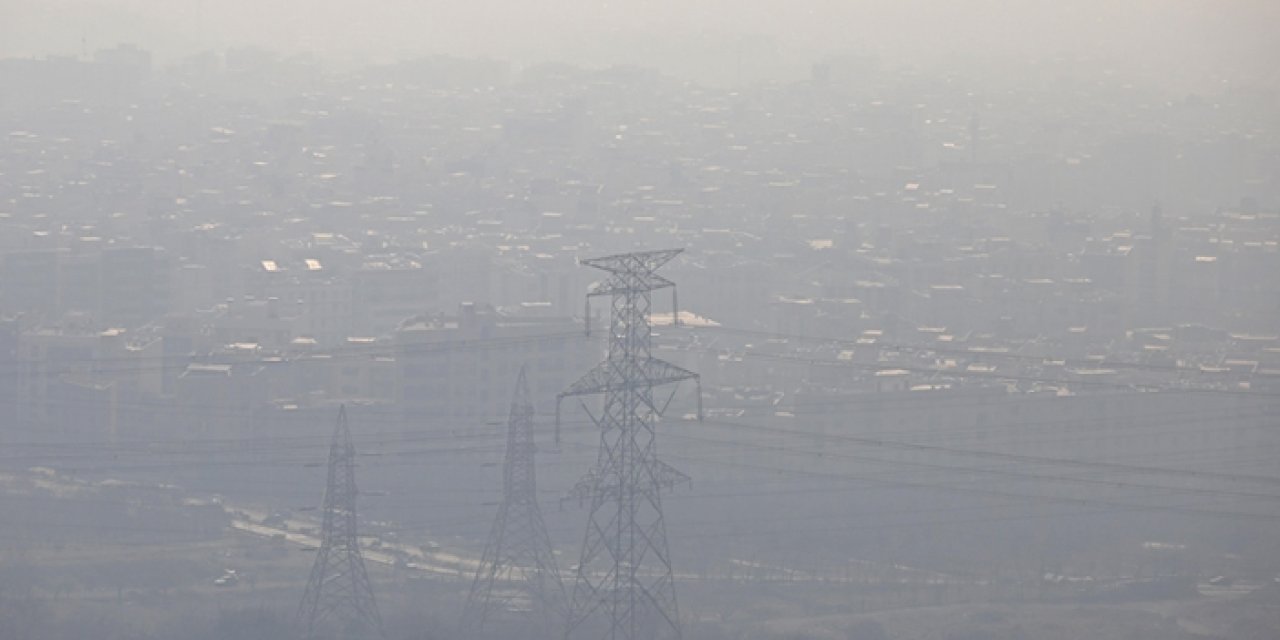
461, 366, 566, 637
298, 405, 383, 639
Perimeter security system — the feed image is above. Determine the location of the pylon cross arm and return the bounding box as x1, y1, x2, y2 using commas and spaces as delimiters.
564, 467, 604, 506
651, 460, 691, 492
558, 357, 699, 399
588, 272, 676, 297
564, 458, 690, 506
581, 249, 682, 275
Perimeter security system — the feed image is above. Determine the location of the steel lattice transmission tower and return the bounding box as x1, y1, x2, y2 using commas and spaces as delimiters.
557, 249, 702, 640
298, 405, 383, 639
461, 366, 567, 636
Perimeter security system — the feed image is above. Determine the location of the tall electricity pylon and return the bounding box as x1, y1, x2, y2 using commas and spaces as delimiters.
461, 366, 566, 637
298, 405, 383, 639
558, 249, 702, 640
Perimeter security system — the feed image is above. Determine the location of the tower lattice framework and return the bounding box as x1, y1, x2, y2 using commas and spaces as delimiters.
298, 405, 383, 639
461, 366, 567, 636
558, 249, 701, 640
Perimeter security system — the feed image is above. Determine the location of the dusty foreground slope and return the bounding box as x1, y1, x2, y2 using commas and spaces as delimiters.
733, 586, 1280, 640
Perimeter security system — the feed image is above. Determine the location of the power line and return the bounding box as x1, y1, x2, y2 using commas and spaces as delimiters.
696, 416, 1280, 488
659, 437, 1280, 523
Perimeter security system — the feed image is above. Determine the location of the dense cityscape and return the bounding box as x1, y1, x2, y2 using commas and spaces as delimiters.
0, 20, 1277, 640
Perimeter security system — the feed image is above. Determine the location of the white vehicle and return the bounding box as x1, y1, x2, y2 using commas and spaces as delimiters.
214, 569, 239, 587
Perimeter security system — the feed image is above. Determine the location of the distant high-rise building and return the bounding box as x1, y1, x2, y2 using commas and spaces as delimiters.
395, 302, 597, 426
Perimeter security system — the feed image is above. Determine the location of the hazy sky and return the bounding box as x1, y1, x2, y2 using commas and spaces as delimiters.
3, 0, 1278, 87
